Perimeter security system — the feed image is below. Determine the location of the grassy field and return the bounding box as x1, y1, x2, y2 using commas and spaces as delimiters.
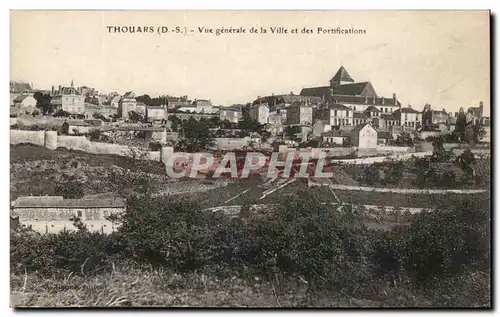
10, 266, 490, 308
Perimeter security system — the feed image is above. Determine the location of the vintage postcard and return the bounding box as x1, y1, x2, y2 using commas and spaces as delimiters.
9, 10, 491, 308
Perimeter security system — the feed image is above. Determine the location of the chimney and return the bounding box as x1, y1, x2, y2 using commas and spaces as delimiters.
51, 85, 54, 95
393, 93, 397, 105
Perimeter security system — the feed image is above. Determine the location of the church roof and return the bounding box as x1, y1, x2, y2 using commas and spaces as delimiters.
330, 66, 355, 84
333, 82, 372, 95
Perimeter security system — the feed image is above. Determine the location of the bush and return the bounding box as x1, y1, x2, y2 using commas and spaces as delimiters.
10, 230, 120, 276
394, 198, 489, 284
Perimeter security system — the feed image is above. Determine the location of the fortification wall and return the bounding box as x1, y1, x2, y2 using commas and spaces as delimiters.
10, 130, 46, 146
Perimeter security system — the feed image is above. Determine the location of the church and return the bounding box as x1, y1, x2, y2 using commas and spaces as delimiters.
300, 66, 401, 114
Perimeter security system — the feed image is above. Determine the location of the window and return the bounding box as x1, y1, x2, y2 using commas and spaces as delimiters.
353, 106, 356, 111
77, 210, 82, 217
334, 110, 337, 116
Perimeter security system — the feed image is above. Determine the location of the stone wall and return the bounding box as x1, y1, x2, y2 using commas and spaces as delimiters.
11, 129, 174, 164
10, 130, 46, 146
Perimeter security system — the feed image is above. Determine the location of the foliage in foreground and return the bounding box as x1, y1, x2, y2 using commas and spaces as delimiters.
10, 192, 490, 305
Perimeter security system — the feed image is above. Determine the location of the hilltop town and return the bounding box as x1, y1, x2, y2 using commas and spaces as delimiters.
10, 66, 490, 152
10, 66, 491, 307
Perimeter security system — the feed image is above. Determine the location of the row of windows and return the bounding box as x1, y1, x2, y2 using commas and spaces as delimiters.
332, 118, 352, 125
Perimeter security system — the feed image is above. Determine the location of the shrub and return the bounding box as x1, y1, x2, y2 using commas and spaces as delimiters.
394, 198, 490, 284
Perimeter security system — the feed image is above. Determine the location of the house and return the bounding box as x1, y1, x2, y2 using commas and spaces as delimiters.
118, 91, 137, 119
371, 114, 400, 129
351, 123, 377, 148
194, 99, 214, 113
11, 196, 126, 234
466, 101, 484, 125
110, 95, 121, 108
393, 107, 422, 129
321, 130, 347, 146
100, 105, 118, 118
249, 103, 270, 124
286, 102, 313, 125
377, 131, 394, 145
11, 95, 38, 115
316, 103, 353, 126
422, 104, 449, 127
300, 66, 401, 114
219, 107, 242, 124
146, 106, 167, 122
10, 81, 33, 106
51, 84, 85, 114
312, 119, 332, 137
13, 95, 37, 108
83, 103, 100, 119
62, 120, 92, 135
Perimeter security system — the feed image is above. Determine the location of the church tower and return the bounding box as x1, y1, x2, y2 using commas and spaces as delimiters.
329, 66, 355, 87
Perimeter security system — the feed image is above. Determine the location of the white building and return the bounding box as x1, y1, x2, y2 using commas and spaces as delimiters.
351, 123, 377, 148
51, 85, 85, 114
249, 103, 270, 124
286, 103, 313, 125
394, 107, 422, 129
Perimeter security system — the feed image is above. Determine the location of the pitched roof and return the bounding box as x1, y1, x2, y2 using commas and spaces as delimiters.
10, 81, 32, 93
400, 107, 420, 114
59, 87, 81, 96
365, 105, 380, 113
13, 196, 126, 208
330, 66, 355, 83
333, 82, 371, 95
328, 103, 351, 110
110, 95, 121, 103
300, 86, 332, 98
13, 95, 34, 103
123, 91, 135, 98
352, 123, 374, 134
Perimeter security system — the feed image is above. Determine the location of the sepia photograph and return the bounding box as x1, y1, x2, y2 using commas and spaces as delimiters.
9, 10, 491, 308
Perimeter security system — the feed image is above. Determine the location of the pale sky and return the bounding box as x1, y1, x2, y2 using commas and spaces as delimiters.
11, 11, 490, 114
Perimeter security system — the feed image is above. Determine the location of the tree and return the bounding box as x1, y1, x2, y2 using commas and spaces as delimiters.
136, 94, 152, 105
177, 118, 215, 152
128, 111, 144, 123
395, 132, 414, 147
456, 149, 476, 178
473, 124, 486, 143
431, 136, 451, 162
284, 126, 301, 140
221, 119, 233, 130
363, 165, 381, 185
455, 107, 467, 140
33, 92, 55, 115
